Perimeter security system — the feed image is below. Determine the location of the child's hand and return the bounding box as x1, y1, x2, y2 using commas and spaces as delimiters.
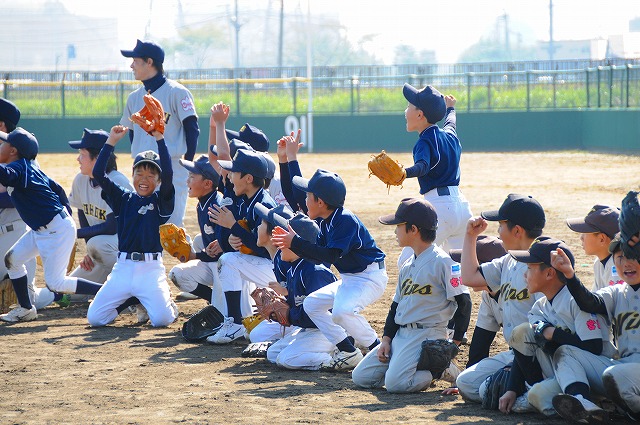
269, 282, 288, 297
466, 216, 487, 237
228, 235, 243, 251
377, 339, 391, 363
107, 125, 128, 146
151, 129, 164, 140
208, 205, 236, 229
499, 390, 517, 414
210, 102, 230, 127
205, 240, 222, 257
271, 225, 295, 249
445, 95, 457, 108
276, 136, 288, 162
550, 248, 575, 279
285, 129, 303, 160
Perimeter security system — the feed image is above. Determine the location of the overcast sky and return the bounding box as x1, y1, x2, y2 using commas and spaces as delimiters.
53, 0, 640, 63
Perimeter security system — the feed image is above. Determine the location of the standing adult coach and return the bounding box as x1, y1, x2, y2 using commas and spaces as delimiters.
120, 39, 199, 227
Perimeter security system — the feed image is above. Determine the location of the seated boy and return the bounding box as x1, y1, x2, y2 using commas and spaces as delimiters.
86, 125, 177, 327
352, 198, 471, 393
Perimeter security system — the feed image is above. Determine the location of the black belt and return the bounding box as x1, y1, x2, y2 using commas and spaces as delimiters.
400, 323, 427, 329
377, 260, 385, 269
37, 209, 68, 231
436, 187, 450, 196
120, 252, 160, 262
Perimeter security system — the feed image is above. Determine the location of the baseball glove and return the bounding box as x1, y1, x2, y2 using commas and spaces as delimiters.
368, 150, 406, 191
482, 366, 511, 410
0, 277, 17, 314
416, 339, 460, 377
619, 190, 640, 260
159, 223, 191, 263
130, 92, 165, 135
251, 287, 290, 327
241, 341, 273, 358
242, 314, 264, 335
237, 218, 255, 255
181, 305, 225, 342
533, 320, 559, 355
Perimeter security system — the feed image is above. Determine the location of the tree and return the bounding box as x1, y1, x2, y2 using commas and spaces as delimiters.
161, 25, 229, 69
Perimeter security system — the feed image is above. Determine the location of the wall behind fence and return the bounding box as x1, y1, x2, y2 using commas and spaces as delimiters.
21, 110, 639, 154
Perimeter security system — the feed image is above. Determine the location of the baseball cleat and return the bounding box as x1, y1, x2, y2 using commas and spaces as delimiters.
320, 348, 363, 371
55, 294, 71, 308
176, 291, 198, 301
511, 392, 536, 413
206, 317, 246, 344
0, 305, 37, 323
440, 361, 461, 384
552, 394, 609, 424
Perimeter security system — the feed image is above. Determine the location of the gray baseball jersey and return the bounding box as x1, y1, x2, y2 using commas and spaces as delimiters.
69, 171, 132, 226
481, 254, 542, 342
596, 283, 640, 358
120, 79, 197, 159
394, 244, 469, 327
593, 256, 624, 291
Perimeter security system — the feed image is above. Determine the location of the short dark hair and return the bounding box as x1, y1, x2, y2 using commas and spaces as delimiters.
404, 223, 436, 243
240, 172, 265, 189
143, 56, 164, 75
134, 162, 161, 180
539, 262, 567, 284
506, 220, 543, 239
312, 193, 338, 211
87, 148, 117, 173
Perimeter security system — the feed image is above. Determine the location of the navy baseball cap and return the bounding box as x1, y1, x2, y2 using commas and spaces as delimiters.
209, 139, 253, 157
566, 205, 620, 240
608, 233, 623, 254
0, 98, 20, 127
379, 197, 438, 231
255, 203, 319, 243
262, 153, 276, 180
218, 149, 268, 179
403, 83, 446, 124
293, 169, 346, 208
121, 39, 165, 64
179, 155, 220, 185
133, 150, 161, 172
226, 123, 270, 152
1, 127, 38, 160
509, 236, 575, 269
449, 235, 507, 264
481, 193, 546, 231
68, 128, 108, 150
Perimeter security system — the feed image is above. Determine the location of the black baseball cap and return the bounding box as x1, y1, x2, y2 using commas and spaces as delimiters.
293, 169, 346, 208
218, 149, 268, 179
179, 155, 220, 186
133, 150, 161, 172
449, 235, 507, 264
121, 39, 165, 64
609, 233, 623, 254
481, 193, 546, 231
509, 236, 575, 268
0, 98, 20, 127
566, 205, 620, 239
226, 123, 270, 152
379, 197, 438, 230
68, 128, 108, 150
403, 83, 446, 124
0, 127, 38, 160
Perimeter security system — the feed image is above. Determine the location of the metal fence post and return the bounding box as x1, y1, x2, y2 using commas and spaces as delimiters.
586, 68, 590, 108
235, 79, 241, 115
466, 73, 472, 112
609, 65, 614, 108
626, 64, 631, 108
487, 73, 491, 110
292, 77, 297, 115
350, 76, 355, 116
61, 79, 66, 118
526, 71, 530, 111
597, 66, 602, 108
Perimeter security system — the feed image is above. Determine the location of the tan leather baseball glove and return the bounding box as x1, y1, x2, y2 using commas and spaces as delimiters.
0, 278, 17, 314
368, 150, 406, 191
130, 92, 165, 135
251, 287, 290, 326
159, 223, 191, 263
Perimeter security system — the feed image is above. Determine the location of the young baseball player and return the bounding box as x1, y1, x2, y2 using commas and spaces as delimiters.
400, 83, 473, 255
167, 155, 226, 308
85, 125, 177, 327
455, 194, 546, 403
206, 148, 278, 344
351, 198, 471, 392
549, 234, 640, 422
271, 168, 388, 370
0, 128, 103, 322
252, 202, 340, 369
499, 237, 614, 417
566, 204, 622, 290
276, 130, 307, 213
120, 39, 198, 227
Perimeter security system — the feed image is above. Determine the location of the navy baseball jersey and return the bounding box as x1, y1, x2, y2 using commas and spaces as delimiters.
229, 187, 277, 259
273, 249, 292, 286
93, 141, 174, 253
215, 177, 241, 254
194, 190, 223, 262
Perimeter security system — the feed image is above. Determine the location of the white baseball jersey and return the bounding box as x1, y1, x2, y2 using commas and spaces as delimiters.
593, 256, 624, 291
596, 283, 640, 358
481, 254, 542, 342
120, 79, 197, 159
69, 171, 132, 225
394, 245, 469, 327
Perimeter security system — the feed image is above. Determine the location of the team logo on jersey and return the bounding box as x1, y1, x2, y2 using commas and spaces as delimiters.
83, 204, 107, 221
294, 295, 305, 307
499, 282, 530, 302
451, 264, 461, 275
586, 318, 601, 331
609, 266, 625, 286
613, 310, 640, 338
220, 197, 234, 207
6, 187, 13, 196
181, 96, 194, 112
204, 224, 214, 235
400, 278, 433, 296
450, 277, 461, 288
138, 203, 155, 215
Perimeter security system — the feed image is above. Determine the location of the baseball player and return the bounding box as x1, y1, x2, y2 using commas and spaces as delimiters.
352, 198, 471, 392
271, 168, 388, 370
276, 130, 307, 213
549, 235, 640, 422
566, 204, 622, 290
120, 39, 199, 227
206, 148, 278, 344
167, 155, 227, 310
0, 128, 103, 322
399, 84, 473, 262
252, 202, 340, 369
86, 125, 177, 327
500, 237, 614, 418
455, 194, 546, 404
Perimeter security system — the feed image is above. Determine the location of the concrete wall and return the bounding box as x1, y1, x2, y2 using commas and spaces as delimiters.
20, 110, 639, 154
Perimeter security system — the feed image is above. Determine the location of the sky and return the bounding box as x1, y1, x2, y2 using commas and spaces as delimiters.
50, 0, 640, 64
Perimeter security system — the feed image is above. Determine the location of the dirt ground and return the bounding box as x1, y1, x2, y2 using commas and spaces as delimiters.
1, 151, 639, 425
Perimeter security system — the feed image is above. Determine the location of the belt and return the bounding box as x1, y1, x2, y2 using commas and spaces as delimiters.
119, 252, 161, 262
37, 209, 68, 231
0, 223, 14, 234
377, 260, 385, 269
436, 187, 450, 196
399, 323, 427, 329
